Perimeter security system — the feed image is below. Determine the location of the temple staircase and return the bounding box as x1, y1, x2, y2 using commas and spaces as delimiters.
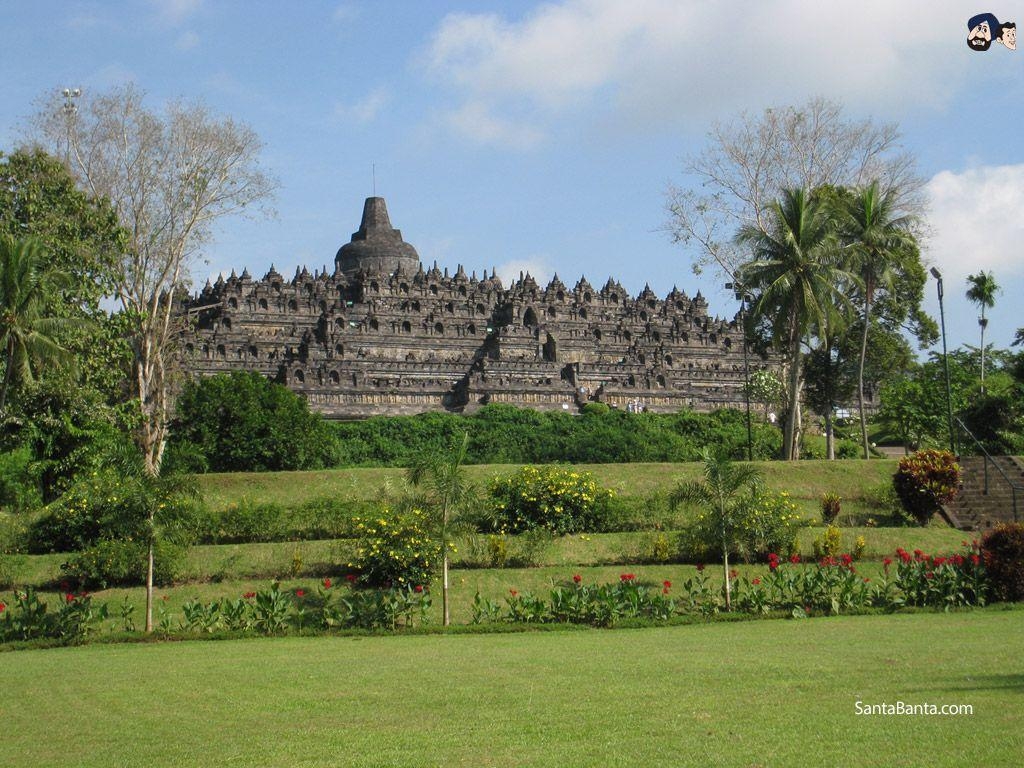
943, 451, 1024, 532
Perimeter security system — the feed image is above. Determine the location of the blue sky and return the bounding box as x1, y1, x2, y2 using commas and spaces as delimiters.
3, 1, 1022, 353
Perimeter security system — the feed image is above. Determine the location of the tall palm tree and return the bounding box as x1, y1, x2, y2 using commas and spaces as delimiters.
0, 236, 73, 410
966, 271, 1000, 392
407, 432, 474, 626
737, 188, 856, 460
669, 451, 762, 611
838, 182, 918, 459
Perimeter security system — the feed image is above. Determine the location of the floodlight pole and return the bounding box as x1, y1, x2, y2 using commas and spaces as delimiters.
931, 267, 956, 455
728, 278, 754, 461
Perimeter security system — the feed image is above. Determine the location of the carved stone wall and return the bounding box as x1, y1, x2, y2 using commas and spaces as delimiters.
178, 197, 776, 418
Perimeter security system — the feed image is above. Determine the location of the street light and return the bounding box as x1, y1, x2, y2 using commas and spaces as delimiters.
726, 277, 754, 461
61, 87, 81, 163
930, 267, 956, 454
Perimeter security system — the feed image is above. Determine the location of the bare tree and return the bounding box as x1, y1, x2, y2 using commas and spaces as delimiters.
665, 97, 925, 281
31, 84, 275, 631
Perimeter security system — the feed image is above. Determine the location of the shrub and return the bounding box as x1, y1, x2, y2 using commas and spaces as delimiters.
893, 449, 961, 526
0, 446, 41, 512
485, 465, 615, 535
168, 371, 338, 472
736, 489, 803, 561
820, 493, 841, 525
350, 507, 440, 589
981, 523, 1024, 602
61, 538, 185, 589
812, 524, 843, 560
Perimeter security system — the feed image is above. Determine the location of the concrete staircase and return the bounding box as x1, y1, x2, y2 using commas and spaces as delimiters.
943, 455, 1024, 531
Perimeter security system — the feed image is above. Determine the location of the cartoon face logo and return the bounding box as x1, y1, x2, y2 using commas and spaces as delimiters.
968, 13, 1016, 51
998, 22, 1017, 50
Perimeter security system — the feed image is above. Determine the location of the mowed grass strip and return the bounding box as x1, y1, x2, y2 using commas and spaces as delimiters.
2, 609, 1021, 767
196, 459, 899, 511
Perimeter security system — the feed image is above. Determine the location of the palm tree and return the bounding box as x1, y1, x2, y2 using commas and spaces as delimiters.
838, 182, 918, 459
407, 432, 474, 626
737, 188, 856, 460
966, 271, 1000, 392
0, 236, 73, 410
669, 451, 762, 611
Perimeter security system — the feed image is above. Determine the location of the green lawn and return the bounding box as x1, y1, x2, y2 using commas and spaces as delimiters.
2, 608, 1021, 767
196, 459, 899, 511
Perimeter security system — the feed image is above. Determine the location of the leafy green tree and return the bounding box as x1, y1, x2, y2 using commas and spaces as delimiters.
407, 433, 475, 626
838, 181, 919, 458
0, 236, 74, 410
965, 271, 1000, 391
737, 188, 858, 459
168, 371, 337, 472
803, 341, 856, 460
670, 451, 762, 610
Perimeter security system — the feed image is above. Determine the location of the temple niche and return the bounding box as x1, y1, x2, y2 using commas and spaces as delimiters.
178, 197, 775, 418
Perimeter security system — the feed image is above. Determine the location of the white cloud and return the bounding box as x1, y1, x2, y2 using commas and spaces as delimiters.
925, 164, 1024, 282
153, 0, 203, 25
495, 257, 553, 288
335, 87, 391, 124
175, 31, 200, 50
332, 2, 360, 24
444, 101, 543, 150
423, 0, 968, 147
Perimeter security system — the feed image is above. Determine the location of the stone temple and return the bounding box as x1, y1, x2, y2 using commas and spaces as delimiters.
179, 197, 771, 418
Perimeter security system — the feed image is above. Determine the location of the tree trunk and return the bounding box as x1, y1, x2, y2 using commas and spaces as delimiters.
980, 308, 987, 394
722, 546, 731, 611
825, 410, 835, 460
784, 323, 802, 461
146, 514, 155, 634
0, 338, 14, 411
442, 498, 450, 626
859, 290, 872, 459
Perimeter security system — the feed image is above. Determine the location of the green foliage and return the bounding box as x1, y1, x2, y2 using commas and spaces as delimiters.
485, 465, 615, 535
351, 507, 441, 589
168, 371, 337, 472
893, 450, 961, 526
62, 538, 185, 589
820, 493, 841, 525
0, 587, 107, 644
332, 404, 781, 467
0, 446, 41, 512
813, 524, 844, 559
980, 523, 1024, 602
684, 487, 802, 563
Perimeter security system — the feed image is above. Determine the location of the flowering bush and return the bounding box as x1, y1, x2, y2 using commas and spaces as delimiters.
891, 545, 987, 608
486, 465, 615, 535
980, 523, 1024, 602
0, 588, 107, 644
893, 450, 961, 526
350, 507, 441, 588
684, 487, 803, 563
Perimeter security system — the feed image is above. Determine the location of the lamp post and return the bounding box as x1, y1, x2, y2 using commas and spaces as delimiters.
930, 267, 956, 454
727, 278, 754, 461
61, 87, 81, 164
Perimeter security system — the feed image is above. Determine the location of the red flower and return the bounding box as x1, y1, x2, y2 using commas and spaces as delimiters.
925, 571, 934, 580
898, 550, 911, 564
0, 602, 5, 613
751, 577, 761, 586
951, 554, 964, 567
663, 580, 671, 589
695, 563, 705, 572
65, 593, 75, 603
243, 591, 256, 599
789, 553, 801, 564
970, 554, 981, 566
161, 595, 169, 602
863, 578, 870, 583
573, 574, 582, 584
729, 569, 739, 580
883, 557, 893, 571
414, 585, 424, 593
914, 549, 925, 560
933, 557, 947, 567
295, 589, 305, 598
345, 574, 357, 583
509, 589, 518, 598
620, 573, 636, 582
840, 553, 853, 567
322, 578, 332, 589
